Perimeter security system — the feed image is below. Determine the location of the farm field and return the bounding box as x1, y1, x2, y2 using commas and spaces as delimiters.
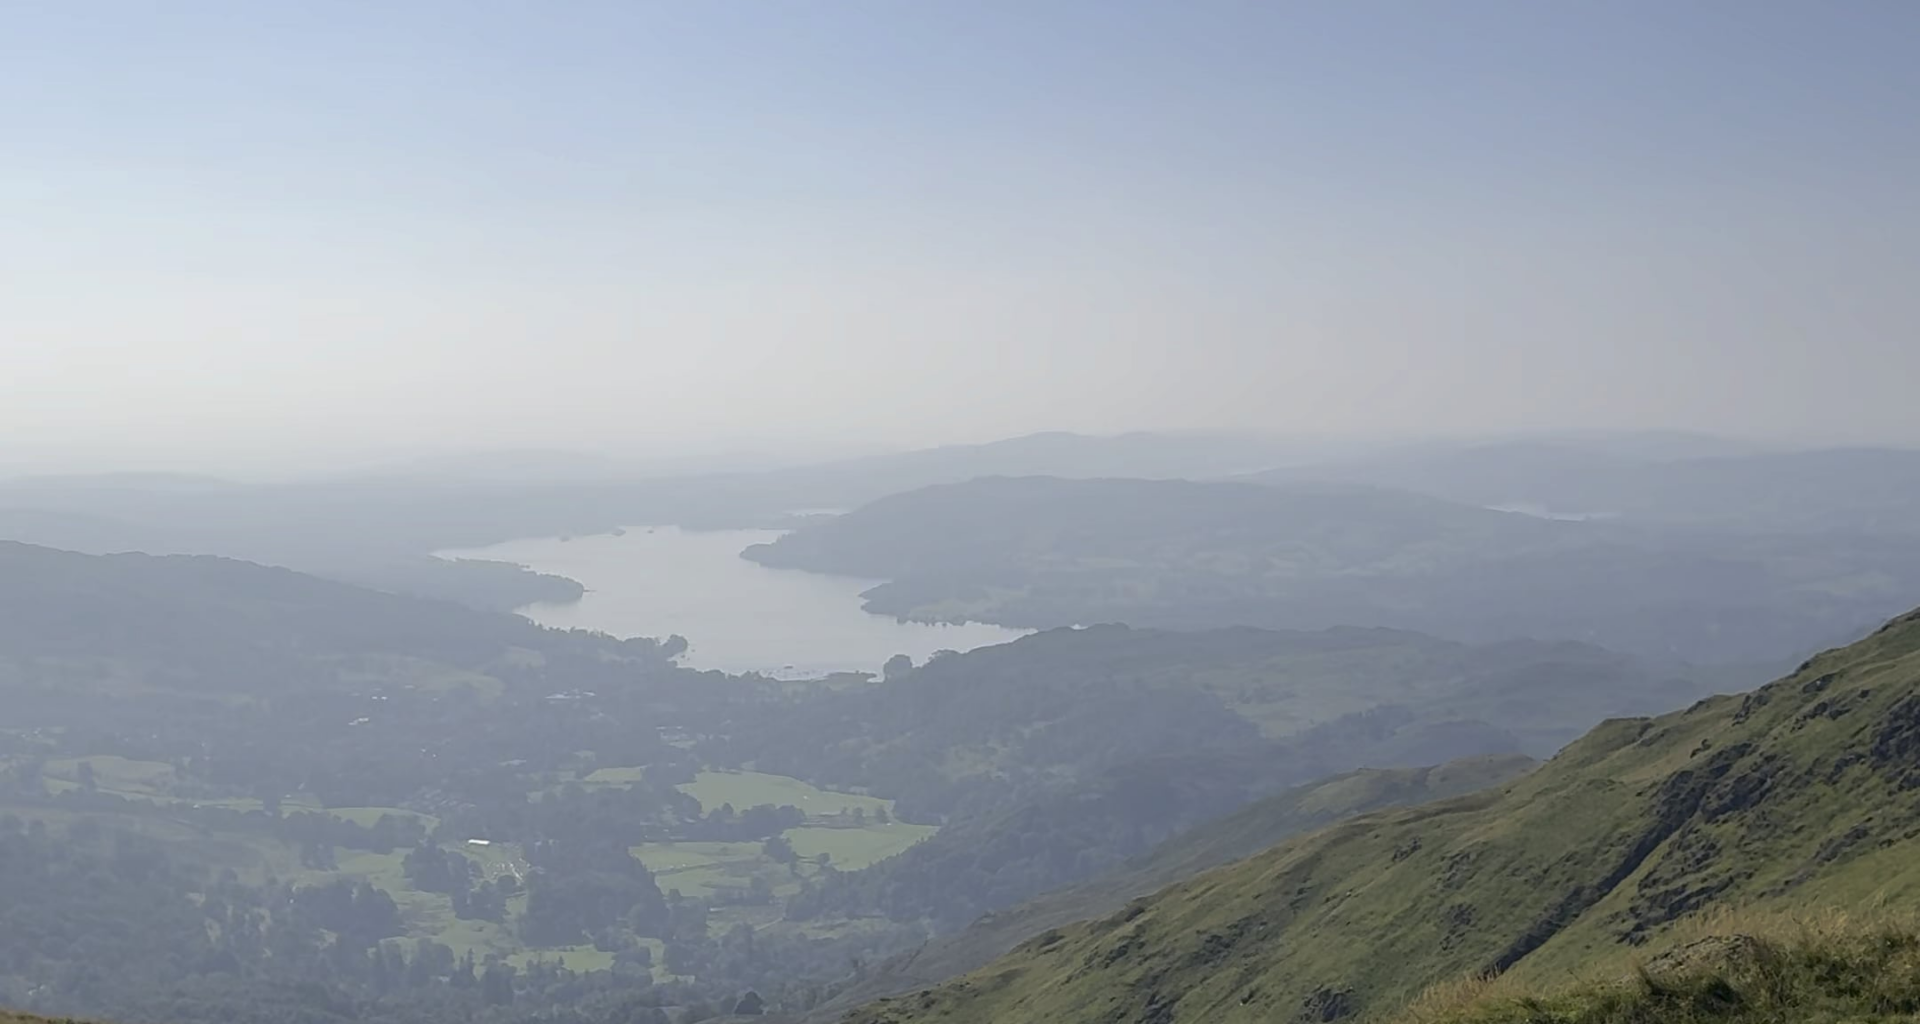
7, 755, 935, 988
784, 822, 937, 870
679, 769, 890, 817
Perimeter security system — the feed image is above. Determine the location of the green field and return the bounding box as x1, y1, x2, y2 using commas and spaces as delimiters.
0, 799, 301, 883
35, 757, 436, 831
327, 805, 441, 829
44, 755, 177, 799
784, 822, 937, 870
14, 759, 929, 982
507, 944, 617, 974
679, 770, 889, 817
633, 840, 795, 899
332, 654, 507, 700
580, 765, 649, 788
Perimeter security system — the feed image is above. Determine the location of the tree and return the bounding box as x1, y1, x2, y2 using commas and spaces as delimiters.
734, 990, 767, 1015
481, 961, 516, 1005
762, 835, 797, 865
883, 654, 914, 681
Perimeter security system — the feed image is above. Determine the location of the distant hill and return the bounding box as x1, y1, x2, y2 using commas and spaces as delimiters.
810, 755, 1533, 1020
744, 475, 1920, 663
773, 430, 1320, 493
0, 540, 579, 678
0, 431, 1313, 612
844, 606, 1920, 1024
1256, 442, 1920, 532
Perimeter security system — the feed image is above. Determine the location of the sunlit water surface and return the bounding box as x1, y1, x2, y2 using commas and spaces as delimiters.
440, 527, 1029, 677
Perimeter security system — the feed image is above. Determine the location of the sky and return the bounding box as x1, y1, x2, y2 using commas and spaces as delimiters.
4, 1, 1918, 473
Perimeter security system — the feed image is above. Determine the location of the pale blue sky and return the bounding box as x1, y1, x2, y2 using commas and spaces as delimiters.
3, 2, 1917, 471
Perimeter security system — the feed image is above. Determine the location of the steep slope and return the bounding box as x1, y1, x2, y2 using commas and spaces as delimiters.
1413, 918, 1920, 1024
846, 608, 1920, 1024
813, 756, 1533, 1020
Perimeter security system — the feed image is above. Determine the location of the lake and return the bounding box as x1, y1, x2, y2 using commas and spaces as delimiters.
440, 527, 1030, 677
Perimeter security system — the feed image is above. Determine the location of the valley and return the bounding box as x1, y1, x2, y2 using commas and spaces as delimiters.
6, 435, 1920, 1024
10, 3, 1914, 1020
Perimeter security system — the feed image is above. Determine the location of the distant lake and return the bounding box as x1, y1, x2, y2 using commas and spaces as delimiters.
439, 527, 1030, 677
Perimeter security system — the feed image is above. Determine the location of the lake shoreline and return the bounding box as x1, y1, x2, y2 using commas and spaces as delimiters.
438, 525, 1030, 676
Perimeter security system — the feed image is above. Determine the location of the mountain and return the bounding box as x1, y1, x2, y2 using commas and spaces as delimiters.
744, 475, 1920, 663
809, 755, 1533, 1020
843, 607, 1920, 1024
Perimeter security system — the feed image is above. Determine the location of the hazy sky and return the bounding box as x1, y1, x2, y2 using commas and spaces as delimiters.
4, 2, 1918, 472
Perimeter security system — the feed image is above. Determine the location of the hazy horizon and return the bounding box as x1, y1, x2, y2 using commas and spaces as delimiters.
7, 3, 1918, 474
10, 8, 1920, 1015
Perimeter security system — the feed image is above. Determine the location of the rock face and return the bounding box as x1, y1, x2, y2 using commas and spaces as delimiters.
844, 608, 1920, 1024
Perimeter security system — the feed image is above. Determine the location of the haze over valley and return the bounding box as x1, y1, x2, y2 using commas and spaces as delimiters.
7, 4, 1920, 1024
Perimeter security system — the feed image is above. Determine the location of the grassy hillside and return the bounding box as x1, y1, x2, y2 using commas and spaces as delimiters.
1407, 912, 1920, 1024
845, 607, 1920, 1024
813, 755, 1533, 1020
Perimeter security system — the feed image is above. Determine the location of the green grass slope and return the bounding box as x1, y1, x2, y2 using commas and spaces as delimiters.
1409, 915, 1920, 1024
812, 755, 1532, 1020
845, 608, 1920, 1024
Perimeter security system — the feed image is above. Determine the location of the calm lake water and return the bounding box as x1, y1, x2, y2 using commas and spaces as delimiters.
440, 527, 1029, 677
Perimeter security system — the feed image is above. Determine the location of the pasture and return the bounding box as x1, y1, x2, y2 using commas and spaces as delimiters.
783, 822, 937, 870
679, 770, 889, 818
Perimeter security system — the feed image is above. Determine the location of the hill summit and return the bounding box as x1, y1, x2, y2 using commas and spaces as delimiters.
848, 608, 1920, 1024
